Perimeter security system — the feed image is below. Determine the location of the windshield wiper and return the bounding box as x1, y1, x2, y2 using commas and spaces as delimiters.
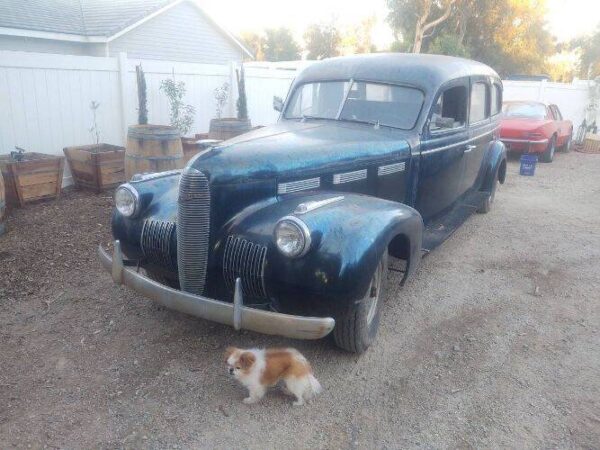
342, 118, 384, 129
300, 114, 331, 122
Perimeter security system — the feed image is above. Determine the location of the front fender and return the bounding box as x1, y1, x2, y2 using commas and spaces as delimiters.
217, 192, 423, 316
481, 139, 507, 192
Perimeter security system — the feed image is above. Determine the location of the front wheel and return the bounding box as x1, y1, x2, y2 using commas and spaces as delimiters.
540, 136, 556, 163
333, 250, 388, 353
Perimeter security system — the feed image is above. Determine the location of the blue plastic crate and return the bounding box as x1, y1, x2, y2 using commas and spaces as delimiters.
520, 154, 538, 176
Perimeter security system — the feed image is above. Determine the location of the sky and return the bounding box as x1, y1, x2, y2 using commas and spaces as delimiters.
200, 0, 600, 48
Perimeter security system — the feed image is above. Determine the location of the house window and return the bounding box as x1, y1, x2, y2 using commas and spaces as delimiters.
429, 85, 467, 132
469, 82, 489, 123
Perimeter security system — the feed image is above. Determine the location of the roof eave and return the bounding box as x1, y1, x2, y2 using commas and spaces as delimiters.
0, 26, 108, 43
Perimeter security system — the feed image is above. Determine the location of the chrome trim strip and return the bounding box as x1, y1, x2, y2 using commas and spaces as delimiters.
500, 138, 548, 144
333, 169, 367, 184
294, 196, 345, 214
99, 242, 335, 340
277, 177, 320, 194
421, 126, 500, 155
378, 162, 406, 176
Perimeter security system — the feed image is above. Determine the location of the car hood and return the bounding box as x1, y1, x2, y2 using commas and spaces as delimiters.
188, 121, 411, 185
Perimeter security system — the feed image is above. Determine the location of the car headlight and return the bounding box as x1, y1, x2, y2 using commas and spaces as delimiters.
114, 184, 139, 218
274, 216, 311, 258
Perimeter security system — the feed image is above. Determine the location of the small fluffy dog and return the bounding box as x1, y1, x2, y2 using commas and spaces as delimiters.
225, 347, 322, 406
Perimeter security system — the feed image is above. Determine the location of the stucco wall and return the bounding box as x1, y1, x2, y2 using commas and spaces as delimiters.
106, 2, 244, 63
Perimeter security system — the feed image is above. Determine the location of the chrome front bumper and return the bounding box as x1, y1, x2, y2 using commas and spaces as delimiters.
98, 240, 335, 340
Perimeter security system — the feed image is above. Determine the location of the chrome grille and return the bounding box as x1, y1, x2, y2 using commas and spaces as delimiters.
140, 219, 176, 269
378, 162, 406, 176
223, 236, 268, 299
333, 169, 367, 184
177, 168, 210, 295
277, 177, 320, 194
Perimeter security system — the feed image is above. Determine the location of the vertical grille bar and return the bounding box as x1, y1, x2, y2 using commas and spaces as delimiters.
222, 236, 268, 299
177, 168, 210, 295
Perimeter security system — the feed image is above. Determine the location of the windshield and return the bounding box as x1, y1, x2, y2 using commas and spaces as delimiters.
284, 80, 424, 130
503, 102, 547, 119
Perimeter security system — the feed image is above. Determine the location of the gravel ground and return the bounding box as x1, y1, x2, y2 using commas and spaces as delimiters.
1, 151, 599, 449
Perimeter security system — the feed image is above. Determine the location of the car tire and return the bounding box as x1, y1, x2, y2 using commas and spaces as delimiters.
333, 250, 388, 353
477, 170, 498, 214
560, 133, 572, 153
540, 136, 556, 163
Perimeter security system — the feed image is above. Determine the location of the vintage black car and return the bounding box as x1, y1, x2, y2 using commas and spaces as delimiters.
99, 54, 507, 353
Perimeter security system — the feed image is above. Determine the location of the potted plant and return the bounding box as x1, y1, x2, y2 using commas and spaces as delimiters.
208, 64, 253, 140
0, 146, 65, 207
63, 100, 126, 192
159, 77, 198, 163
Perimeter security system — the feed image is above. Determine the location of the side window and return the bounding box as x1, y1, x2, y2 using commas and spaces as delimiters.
552, 105, 563, 120
429, 85, 467, 132
469, 82, 489, 123
490, 84, 502, 116
546, 106, 555, 120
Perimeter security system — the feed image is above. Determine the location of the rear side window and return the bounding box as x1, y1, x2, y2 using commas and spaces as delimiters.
469, 82, 489, 123
491, 84, 502, 115
429, 85, 467, 132
551, 105, 563, 120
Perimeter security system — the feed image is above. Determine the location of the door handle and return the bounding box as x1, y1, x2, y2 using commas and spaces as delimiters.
464, 145, 476, 153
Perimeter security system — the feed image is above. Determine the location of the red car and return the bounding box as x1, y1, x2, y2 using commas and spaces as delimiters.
500, 101, 573, 162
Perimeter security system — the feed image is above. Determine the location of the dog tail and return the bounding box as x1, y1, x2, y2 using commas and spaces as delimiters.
307, 374, 322, 397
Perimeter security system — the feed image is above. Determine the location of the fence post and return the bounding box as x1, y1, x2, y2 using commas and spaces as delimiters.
117, 52, 130, 144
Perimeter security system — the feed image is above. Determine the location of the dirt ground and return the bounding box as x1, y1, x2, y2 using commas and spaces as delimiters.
1, 150, 599, 449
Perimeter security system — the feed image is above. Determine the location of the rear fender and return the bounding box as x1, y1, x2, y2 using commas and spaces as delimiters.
481, 140, 507, 191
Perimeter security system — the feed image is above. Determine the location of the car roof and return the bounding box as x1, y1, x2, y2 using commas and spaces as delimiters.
293, 53, 501, 90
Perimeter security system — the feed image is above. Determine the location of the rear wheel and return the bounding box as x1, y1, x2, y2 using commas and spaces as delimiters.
477, 170, 498, 214
540, 136, 556, 163
560, 133, 572, 153
333, 250, 388, 353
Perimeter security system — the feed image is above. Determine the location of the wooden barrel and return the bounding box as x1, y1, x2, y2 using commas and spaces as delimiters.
0, 170, 6, 236
125, 125, 184, 180
209, 118, 252, 141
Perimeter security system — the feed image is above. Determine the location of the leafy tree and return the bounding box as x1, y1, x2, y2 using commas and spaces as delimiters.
428, 33, 470, 57
387, 0, 457, 53
341, 16, 377, 55
240, 31, 265, 61
304, 23, 341, 60
575, 26, 600, 78
263, 28, 301, 61
387, 0, 555, 77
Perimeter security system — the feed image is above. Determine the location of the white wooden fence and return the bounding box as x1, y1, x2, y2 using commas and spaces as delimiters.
0, 50, 595, 186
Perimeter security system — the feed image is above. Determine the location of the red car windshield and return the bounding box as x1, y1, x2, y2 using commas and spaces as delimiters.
503, 103, 546, 119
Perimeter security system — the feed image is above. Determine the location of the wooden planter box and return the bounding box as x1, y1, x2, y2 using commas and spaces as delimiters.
63, 144, 125, 192
0, 152, 65, 208
581, 134, 600, 154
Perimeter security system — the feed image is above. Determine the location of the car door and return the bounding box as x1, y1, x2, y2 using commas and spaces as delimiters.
550, 104, 570, 145
416, 78, 469, 223
460, 77, 493, 196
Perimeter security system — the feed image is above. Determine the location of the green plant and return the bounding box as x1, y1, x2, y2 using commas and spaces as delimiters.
214, 82, 229, 119
236, 66, 248, 120
88, 101, 100, 144
136, 65, 148, 125
160, 78, 195, 136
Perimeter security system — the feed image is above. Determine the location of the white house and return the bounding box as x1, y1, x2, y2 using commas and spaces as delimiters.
0, 0, 252, 64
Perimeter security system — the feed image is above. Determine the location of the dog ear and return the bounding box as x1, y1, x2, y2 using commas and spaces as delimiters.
239, 352, 256, 369
224, 346, 237, 361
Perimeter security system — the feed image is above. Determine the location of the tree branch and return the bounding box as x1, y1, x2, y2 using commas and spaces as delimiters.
421, 0, 457, 34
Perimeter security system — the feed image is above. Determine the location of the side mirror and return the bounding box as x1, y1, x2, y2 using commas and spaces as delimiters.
273, 96, 283, 112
